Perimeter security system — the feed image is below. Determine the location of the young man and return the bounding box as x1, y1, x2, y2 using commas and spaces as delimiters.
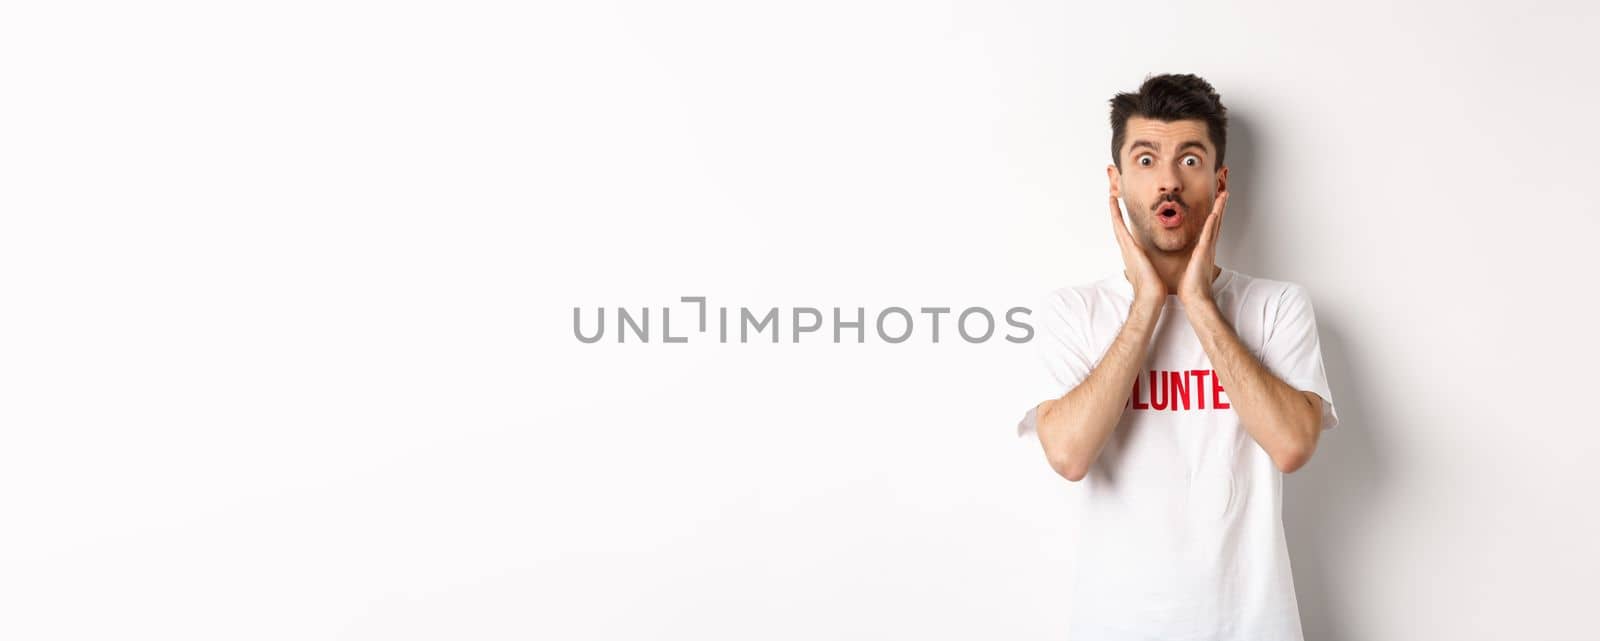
1016, 74, 1341, 640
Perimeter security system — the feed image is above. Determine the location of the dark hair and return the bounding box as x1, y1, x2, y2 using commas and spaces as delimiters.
1109, 73, 1228, 171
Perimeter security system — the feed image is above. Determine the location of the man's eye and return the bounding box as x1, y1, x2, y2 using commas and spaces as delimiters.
1138, 156, 1152, 166
1183, 155, 1199, 167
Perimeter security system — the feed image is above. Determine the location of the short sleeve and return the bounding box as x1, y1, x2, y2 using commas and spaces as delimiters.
1260, 284, 1340, 431
1016, 289, 1097, 439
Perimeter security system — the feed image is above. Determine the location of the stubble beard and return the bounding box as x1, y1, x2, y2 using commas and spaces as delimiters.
1129, 199, 1194, 255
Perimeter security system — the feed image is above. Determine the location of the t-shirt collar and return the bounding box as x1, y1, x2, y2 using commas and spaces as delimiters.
1107, 265, 1235, 303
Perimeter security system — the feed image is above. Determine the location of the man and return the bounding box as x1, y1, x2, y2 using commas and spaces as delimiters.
1016, 73, 1340, 640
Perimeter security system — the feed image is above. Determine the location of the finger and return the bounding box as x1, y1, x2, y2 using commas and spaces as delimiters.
1207, 203, 1224, 248
1192, 202, 1222, 259
1110, 194, 1134, 247
1199, 191, 1227, 251
1209, 191, 1227, 247
1110, 195, 1149, 252
1191, 219, 1214, 262
1209, 193, 1222, 241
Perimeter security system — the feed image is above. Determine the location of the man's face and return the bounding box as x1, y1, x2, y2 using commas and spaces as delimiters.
1107, 116, 1228, 254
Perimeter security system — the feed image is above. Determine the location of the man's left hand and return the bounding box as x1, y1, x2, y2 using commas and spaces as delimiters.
1178, 190, 1228, 307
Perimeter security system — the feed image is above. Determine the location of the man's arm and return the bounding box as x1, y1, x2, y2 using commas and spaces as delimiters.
1184, 299, 1322, 473
1175, 191, 1323, 473
1034, 297, 1162, 482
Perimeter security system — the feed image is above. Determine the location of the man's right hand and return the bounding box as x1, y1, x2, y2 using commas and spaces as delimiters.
1032, 194, 1171, 482
1110, 193, 1168, 307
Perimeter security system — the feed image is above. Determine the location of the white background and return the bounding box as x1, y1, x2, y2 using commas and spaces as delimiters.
3, 1, 1598, 639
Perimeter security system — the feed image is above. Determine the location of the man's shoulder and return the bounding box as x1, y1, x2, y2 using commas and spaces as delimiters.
1227, 269, 1314, 301
1040, 273, 1128, 307
1029, 274, 1130, 338
1222, 269, 1323, 321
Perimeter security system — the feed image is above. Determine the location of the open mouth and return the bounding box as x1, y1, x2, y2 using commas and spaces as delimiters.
1155, 201, 1184, 228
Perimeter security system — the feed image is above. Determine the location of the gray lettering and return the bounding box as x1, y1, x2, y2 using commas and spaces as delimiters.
834, 307, 865, 343
681, 296, 707, 332
618, 307, 648, 343
573, 307, 605, 343
741, 307, 779, 343
1005, 306, 1034, 343
793, 307, 822, 342
958, 307, 995, 343
920, 307, 951, 343
663, 307, 687, 343
877, 307, 912, 344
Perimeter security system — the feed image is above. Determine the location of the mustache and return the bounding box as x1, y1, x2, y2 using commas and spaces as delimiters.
1151, 195, 1188, 211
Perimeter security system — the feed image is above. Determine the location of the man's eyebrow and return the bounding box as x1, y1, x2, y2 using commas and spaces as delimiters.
1128, 139, 1210, 155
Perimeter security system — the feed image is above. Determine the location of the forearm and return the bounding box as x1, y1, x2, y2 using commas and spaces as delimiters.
1036, 298, 1162, 482
1184, 299, 1321, 473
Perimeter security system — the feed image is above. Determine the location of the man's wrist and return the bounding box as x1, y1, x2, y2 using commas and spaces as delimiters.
1179, 291, 1216, 311
1132, 294, 1166, 315
1181, 296, 1223, 335
1127, 297, 1165, 332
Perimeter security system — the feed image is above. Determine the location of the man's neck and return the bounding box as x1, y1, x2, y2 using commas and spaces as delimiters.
1126, 251, 1219, 297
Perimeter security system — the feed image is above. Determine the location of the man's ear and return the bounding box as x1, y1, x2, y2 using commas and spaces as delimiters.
1106, 164, 1121, 198
1215, 165, 1228, 194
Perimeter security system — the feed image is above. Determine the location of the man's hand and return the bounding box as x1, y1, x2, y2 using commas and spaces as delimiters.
1110, 192, 1168, 307
1173, 189, 1324, 472
1178, 190, 1228, 307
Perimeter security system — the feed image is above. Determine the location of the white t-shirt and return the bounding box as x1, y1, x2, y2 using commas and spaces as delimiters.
1017, 266, 1339, 641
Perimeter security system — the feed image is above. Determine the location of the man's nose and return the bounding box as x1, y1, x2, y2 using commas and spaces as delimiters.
1157, 163, 1183, 197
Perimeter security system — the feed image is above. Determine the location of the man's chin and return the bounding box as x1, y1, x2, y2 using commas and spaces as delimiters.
1136, 228, 1190, 253
1150, 237, 1190, 254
